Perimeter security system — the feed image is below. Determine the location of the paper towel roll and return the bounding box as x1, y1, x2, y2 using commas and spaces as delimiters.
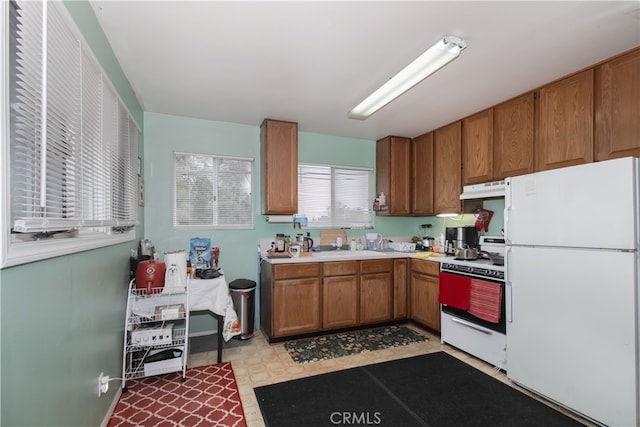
265, 215, 294, 223
164, 250, 187, 293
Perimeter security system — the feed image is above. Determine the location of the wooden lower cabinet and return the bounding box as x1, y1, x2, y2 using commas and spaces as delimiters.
272, 277, 321, 337
323, 261, 358, 329
262, 258, 408, 341
264, 263, 322, 338
410, 259, 440, 332
393, 258, 408, 319
360, 260, 393, 324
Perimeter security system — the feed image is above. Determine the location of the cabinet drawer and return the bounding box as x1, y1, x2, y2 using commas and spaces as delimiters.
411, 259, 440, 276
273, 263, 321, 280
360, 259, 393, 274
323, 261, 358, 276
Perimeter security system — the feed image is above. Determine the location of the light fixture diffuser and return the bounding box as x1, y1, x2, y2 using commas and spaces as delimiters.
348, 36, 467, 120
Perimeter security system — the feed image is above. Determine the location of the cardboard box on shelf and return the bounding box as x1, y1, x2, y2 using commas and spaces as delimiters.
154, 304, 185, 320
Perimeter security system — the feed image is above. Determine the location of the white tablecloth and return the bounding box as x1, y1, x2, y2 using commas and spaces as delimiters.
131, 275, 241, 341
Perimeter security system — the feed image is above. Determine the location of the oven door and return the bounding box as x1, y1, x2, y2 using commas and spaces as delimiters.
439, 272, 505, 334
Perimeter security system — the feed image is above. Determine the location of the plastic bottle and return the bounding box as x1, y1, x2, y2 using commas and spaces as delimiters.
379, 192, 386, 208
350, 238, 357, 251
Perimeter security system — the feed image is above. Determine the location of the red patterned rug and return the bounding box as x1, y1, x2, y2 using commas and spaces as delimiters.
108, 362, 246, 427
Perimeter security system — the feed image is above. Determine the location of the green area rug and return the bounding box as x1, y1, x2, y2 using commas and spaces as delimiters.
284, 325, 428, 364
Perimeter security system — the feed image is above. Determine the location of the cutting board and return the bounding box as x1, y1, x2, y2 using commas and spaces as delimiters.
319, 229, 348, 246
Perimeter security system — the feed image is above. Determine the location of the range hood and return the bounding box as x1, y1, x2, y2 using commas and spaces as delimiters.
460, 180, 506, 200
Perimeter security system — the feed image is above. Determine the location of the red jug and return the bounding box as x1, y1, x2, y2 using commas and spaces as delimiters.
135, 260, 166, 294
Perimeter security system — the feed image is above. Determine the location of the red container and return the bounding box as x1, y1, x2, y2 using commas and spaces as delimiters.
135, 260, 166, 294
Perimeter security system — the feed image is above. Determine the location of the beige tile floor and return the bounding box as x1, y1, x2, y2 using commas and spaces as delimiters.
188, 324, 595, 427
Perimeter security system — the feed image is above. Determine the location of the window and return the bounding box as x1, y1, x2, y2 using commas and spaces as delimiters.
174, 152, 253, 229
2, 1, 139, 268
298, 164, 373, 228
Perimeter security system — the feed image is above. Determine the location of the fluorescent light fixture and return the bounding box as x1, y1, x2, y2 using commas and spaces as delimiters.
436, 212, 459, 218
348, 36, 467, 120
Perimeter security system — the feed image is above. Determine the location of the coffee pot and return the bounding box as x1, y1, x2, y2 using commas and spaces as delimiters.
445, 226, 479, 255
296, 232, 314, 252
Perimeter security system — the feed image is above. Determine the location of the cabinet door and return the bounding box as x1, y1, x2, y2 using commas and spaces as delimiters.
462, 109, 493, 185
536, 69, 594, 171
261, 119, 298, 214
376, 136, 411, 216
272, 278, 321, 337
595, 48, 640, 161
393, 258, 408, 319
360, 272, 393, 324
433, 122, 462, 214
410, 272, 440, 331
323, 275, 358, 329
493, 93, 535, 179
411, 132, 434, 215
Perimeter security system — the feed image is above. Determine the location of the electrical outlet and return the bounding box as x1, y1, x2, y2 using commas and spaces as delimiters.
98, 372, 109, 397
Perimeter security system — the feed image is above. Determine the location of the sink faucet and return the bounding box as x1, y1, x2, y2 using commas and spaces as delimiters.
332, 237, 343, 250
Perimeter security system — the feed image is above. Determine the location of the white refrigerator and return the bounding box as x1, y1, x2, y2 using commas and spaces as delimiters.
505, 157, 639, 427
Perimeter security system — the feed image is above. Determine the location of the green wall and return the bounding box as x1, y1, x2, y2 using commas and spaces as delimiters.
142, 113, 505, 335
0, 2, 506, 425
1, 2, 143, 426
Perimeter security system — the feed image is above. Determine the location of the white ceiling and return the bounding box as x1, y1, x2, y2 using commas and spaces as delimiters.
90, 1, 640, 141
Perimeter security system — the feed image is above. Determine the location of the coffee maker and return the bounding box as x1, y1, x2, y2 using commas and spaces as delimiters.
445, 226, 479, 255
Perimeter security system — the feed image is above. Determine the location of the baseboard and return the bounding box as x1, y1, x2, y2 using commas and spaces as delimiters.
100, 387, 122, 427
189, 329, 217, 338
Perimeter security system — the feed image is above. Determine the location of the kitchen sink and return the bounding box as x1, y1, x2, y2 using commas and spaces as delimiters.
311, 250, 387, 258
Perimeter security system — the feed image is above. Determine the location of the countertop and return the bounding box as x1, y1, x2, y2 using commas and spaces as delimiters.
260, 249, 505, 272
261, 249, 445, 264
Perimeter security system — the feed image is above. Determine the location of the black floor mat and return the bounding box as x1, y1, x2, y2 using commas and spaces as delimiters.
254, 352, 584, 427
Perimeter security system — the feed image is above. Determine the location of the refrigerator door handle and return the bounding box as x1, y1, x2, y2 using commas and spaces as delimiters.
504, 178, 512, 245
505, 246, 513, 323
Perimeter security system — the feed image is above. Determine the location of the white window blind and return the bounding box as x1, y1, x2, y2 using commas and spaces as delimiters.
298, 164, 373, 228
3, 1, 139, 267
174, 152, 253, 229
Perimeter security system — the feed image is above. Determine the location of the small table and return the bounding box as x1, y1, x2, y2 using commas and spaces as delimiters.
189, 275, 241, 362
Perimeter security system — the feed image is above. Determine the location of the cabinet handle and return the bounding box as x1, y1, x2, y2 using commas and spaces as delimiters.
451, 316, 492, 335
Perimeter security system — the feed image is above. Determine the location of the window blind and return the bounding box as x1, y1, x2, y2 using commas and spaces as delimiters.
9, 0, 138, 234
298, 164, 373, 228
174, 153, 253, 229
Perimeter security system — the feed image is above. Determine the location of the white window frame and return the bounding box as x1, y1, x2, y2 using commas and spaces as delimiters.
173, 152, 254, 230
1, 1, 139, 268
297, 163, 374, 229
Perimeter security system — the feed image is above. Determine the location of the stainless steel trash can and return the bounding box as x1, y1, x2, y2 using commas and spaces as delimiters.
229, 279, 256, 339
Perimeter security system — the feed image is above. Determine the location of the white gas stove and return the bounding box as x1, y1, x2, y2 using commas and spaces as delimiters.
439, 236, 507, 370
443, 236, 505, 273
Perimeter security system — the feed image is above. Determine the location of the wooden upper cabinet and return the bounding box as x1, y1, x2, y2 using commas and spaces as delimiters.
462, 109, 493, 185
433, 122, 462, 214
535, 69, 594, 171
411, 132, 434, 215
376, 136, 411, 216
493, 93, 535, 179
595, 48, 640, 161
260, 119, 298, 214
